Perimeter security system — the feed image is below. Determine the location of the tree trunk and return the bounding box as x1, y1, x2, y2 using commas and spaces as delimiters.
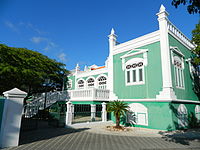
116, 115, 120, 127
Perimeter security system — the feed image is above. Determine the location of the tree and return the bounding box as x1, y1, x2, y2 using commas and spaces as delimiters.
0, 44, 68, 94
107, 100, 129, 128
191, 21, 200, 99
192, 21, 200, 64
171, 0, 200, 14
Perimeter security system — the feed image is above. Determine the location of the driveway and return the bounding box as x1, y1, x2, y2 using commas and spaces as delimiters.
3, 121, 200, 150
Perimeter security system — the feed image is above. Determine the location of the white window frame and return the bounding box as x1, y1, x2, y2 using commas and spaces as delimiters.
125, 58, 145, 86
178, 104, 188, 128
97, 74, 107, 89
67, 79, 72, 89
127, 103, 148, 126
76, 78, 85, 89
86, 77, 95, 89
195, 105, 200, 123
173, 56, 185, 89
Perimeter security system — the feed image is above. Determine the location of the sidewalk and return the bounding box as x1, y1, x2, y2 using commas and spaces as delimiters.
68, 121, 163, 137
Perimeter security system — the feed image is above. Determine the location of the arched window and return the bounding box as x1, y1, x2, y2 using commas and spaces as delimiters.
77, 79, 84, 89
87, 78, 95, 88
125, 58, 145, 85
178, 104, 188, 128
67, 79, 72, 89
127, 103, 148, 126
97, 76, 107, 89
174, 56, 184, 88
195, 105, 200, 122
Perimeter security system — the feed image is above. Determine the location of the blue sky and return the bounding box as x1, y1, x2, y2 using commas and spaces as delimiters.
0, 0, 199, 70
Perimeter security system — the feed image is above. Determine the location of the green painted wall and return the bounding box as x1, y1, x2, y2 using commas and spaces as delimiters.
110, 101, 173, 130
168, 34, 199, 101
67, 73, 108, 91
170, 102, 199, 129
113, 42, 162, 99
0, 98, 5, 129
109, 101, 200, 130
67, 75, 75, 90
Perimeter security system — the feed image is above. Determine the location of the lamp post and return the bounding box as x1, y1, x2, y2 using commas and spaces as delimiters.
43, 79, 50, 109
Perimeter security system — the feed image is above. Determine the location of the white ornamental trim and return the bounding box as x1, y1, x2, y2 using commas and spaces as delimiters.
113, 31, 160, 55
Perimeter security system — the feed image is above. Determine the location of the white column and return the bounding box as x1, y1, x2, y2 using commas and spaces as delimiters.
91, 104, 96, 121
156, 5, 177, 100
0, 88, 27, 148
101, 102, 107, 122
65, 101, 72, 125
108, 28, 118, 100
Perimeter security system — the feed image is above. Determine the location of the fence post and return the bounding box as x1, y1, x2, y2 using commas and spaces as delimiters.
0, 88, 27, 148
91, 104, 96, 121
102, 102, 107, 122
65, 101, 72, 125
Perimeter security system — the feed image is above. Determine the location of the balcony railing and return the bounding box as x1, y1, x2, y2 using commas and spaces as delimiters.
67, 88, 110, 101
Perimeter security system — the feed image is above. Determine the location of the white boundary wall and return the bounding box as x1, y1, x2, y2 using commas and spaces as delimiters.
0, 88, 27, 148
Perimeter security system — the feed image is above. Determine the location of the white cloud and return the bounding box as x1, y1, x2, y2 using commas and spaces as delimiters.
19, 22, 46, 35
27, 23, 46, 35
30, 37, 46, 44
44, 41, 56, 51
58, 53, 67, 62
4, 21, 19, 32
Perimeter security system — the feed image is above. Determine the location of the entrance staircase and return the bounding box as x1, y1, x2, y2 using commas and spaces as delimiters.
24, 91, 69, 118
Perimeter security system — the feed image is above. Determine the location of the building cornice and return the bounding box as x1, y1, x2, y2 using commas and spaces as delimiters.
118, 98, 200, 104
76, 68, 108, 78
113, 31, 160, 55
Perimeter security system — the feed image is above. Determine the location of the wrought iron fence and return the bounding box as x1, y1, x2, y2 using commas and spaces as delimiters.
95, 104, 102, 121
72, 104, 91, 124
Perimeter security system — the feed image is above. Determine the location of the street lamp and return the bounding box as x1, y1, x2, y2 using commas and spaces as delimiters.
43, 79, 50, 109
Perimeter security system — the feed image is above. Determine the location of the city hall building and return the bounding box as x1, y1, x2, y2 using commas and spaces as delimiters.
66, 5, 200, 130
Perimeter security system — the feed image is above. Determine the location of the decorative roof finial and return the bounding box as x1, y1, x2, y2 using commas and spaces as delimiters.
160, 4, 166, 12
111, 28, 115, 35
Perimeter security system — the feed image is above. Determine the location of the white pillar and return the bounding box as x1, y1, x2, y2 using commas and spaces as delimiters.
91, 104, 96, 121
0, 88, 27, 148
156, 5, 177, 100
102, 102, 107, 122
108, 28, 118, 100
65, 101, 72, 125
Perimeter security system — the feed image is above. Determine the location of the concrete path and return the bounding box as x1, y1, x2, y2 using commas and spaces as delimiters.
3, 121, 200, 150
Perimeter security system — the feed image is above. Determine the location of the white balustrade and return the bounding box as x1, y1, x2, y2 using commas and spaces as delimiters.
167, 21, 194, 49
68, 88, 110, 101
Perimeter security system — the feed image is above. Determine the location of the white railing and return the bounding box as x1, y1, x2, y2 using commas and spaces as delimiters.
167, 21, 194, 49
68, 88, 110, 101
24, 91, 68, 118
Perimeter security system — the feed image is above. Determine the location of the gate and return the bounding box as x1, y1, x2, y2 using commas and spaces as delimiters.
96, 104, 102, 122
72, 104, 103, 124
73, 104, 91, 124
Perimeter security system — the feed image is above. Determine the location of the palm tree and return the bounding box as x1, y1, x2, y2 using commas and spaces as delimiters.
107, 100, 129, 128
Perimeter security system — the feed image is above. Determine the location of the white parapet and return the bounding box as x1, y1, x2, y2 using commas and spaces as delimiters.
68, 88, 110, 101
0, 88, 27, 148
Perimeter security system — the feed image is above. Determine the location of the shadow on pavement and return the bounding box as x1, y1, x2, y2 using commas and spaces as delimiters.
19, 120, 89, 145
158, 128, 200, 146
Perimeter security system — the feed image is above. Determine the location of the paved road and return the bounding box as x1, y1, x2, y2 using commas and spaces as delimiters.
3, 121, 200, 150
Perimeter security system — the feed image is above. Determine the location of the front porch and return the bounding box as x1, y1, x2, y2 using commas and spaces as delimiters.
67, 88, 110, 101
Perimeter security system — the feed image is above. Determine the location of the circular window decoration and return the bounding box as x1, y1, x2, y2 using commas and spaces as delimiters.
126, 65, 132, 69
132, 63, 137, 68
137, 62, 143, 67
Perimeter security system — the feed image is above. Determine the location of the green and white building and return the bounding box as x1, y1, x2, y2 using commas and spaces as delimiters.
66, 5, 200, 130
